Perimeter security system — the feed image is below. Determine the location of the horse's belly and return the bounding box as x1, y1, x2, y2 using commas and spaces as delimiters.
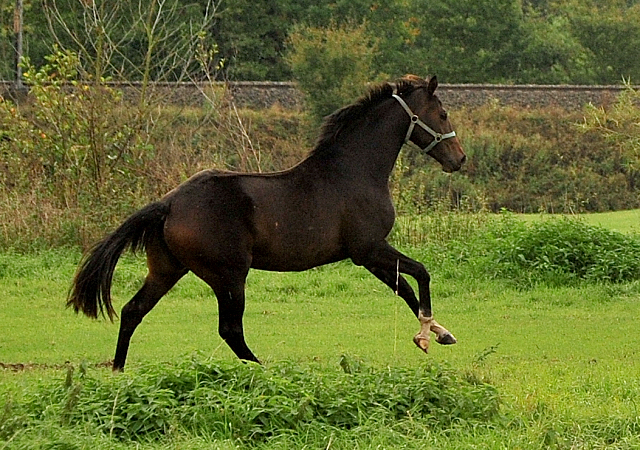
250, 225, 346, 271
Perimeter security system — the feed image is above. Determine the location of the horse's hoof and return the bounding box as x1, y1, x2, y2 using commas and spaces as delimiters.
436, 332, 457, 345
413, 335, 430, 353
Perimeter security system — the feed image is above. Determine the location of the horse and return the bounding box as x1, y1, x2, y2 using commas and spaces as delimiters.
68, 75, 466, 371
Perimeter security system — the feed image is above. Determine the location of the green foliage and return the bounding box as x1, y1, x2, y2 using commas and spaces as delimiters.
454, 103, 640, 213
2, 223, 640, 448
0, 48, 299, 250
483, 215, 640, 286
515, 13, 596, 84
211, 0, 291, 80
0, 357, 499, 443
15, 49, 148, 204
409, 0, 524, 83
0, 49, 152, 248
391, 211, 640, 288
567, 2, 640, 84
380, 92, 640, 215
40, 0, 214, 83
286, 22, 378, 123
13, 0, 640, 84
580, 82, 640, 171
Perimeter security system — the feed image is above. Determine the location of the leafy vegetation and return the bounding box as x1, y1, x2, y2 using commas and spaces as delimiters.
3, 0, 640, 84
286, 22, 378, 122
479, 215, 640, 286
390, 211, 640, 287
1, 211, 640, 448
0, 357, 498, 444
2, 55, 640, 250
1, 3, 640, 447
0, 50, 308, 250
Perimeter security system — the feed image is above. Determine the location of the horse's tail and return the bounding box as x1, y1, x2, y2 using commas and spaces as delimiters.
67, 202, 170, 321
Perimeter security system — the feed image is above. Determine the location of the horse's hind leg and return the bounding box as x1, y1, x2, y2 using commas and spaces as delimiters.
113, 242, 186, 372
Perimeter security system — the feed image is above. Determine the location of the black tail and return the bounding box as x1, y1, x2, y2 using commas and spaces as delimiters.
68, 202, 170, 321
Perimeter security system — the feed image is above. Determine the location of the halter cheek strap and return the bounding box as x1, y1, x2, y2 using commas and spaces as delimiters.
391, 88, 456, 153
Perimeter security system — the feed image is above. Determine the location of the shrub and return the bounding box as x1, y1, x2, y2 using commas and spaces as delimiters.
286, 22, 379, 124
1, 356, 500, 443
485, 216, 640, 286
0, 50, 296, 250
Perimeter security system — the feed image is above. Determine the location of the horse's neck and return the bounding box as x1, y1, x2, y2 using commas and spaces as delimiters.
309, 103, 407, 184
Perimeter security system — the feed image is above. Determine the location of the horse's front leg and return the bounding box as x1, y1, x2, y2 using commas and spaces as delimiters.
361, 242, 456, 354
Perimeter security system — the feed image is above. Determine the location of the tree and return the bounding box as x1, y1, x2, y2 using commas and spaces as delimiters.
511, 12, 596, 84
43, 0, 217, 84
569, 2, 640, 83
409, 0, 523, 83
286, 22, 378, 122
581, 83, 640, 171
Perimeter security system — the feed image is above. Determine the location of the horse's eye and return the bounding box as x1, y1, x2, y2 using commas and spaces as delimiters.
440, 110, 448, 121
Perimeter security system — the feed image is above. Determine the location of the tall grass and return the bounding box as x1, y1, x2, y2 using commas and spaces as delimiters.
3, 355, 639, 449
391, 211, 640, 288
2, 59, 640, 251
0, 356, 499, 445
483, 215, 640, 286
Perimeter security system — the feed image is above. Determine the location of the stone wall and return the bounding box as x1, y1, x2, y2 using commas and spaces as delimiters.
226, 82, 630, 111
436, 84, 627, 110
1, 80, 634, 111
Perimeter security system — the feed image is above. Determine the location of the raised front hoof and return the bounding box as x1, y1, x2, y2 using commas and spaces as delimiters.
436, 332, 457, 345
413, 335, 430, 354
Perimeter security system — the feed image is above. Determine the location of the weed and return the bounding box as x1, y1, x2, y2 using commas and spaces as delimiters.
472, 344, 500, 368
1, 356, 499, 444
486, 216, 640, 286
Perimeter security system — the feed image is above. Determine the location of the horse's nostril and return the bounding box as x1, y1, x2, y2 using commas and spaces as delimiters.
460, 154, 467, 165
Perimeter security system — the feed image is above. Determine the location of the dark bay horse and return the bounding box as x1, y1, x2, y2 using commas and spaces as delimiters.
68, 75, 466, 371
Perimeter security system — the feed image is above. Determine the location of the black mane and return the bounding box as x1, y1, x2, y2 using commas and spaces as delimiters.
312, 75, 429, 155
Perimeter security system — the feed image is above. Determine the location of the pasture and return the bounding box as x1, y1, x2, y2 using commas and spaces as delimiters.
1, 211, 640, 449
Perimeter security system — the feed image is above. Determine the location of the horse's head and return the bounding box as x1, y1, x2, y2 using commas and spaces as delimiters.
393, 76, 466, 173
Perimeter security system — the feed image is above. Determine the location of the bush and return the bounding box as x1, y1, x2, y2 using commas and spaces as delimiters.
453, 102, 640, 213
0, 50, 303, 251
286, 22, 379, 124
485, 215, 640, 286
1, 356, 500, 443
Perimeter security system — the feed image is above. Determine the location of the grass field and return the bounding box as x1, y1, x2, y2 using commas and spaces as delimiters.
1, 211, 639, 449
521, 209, 640, 234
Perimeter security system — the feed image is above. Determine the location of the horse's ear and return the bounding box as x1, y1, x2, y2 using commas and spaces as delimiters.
427, 76, 438, 96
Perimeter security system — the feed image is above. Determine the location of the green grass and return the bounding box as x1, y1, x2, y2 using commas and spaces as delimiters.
1, 211, 640, 448
521, 208, 640, 234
